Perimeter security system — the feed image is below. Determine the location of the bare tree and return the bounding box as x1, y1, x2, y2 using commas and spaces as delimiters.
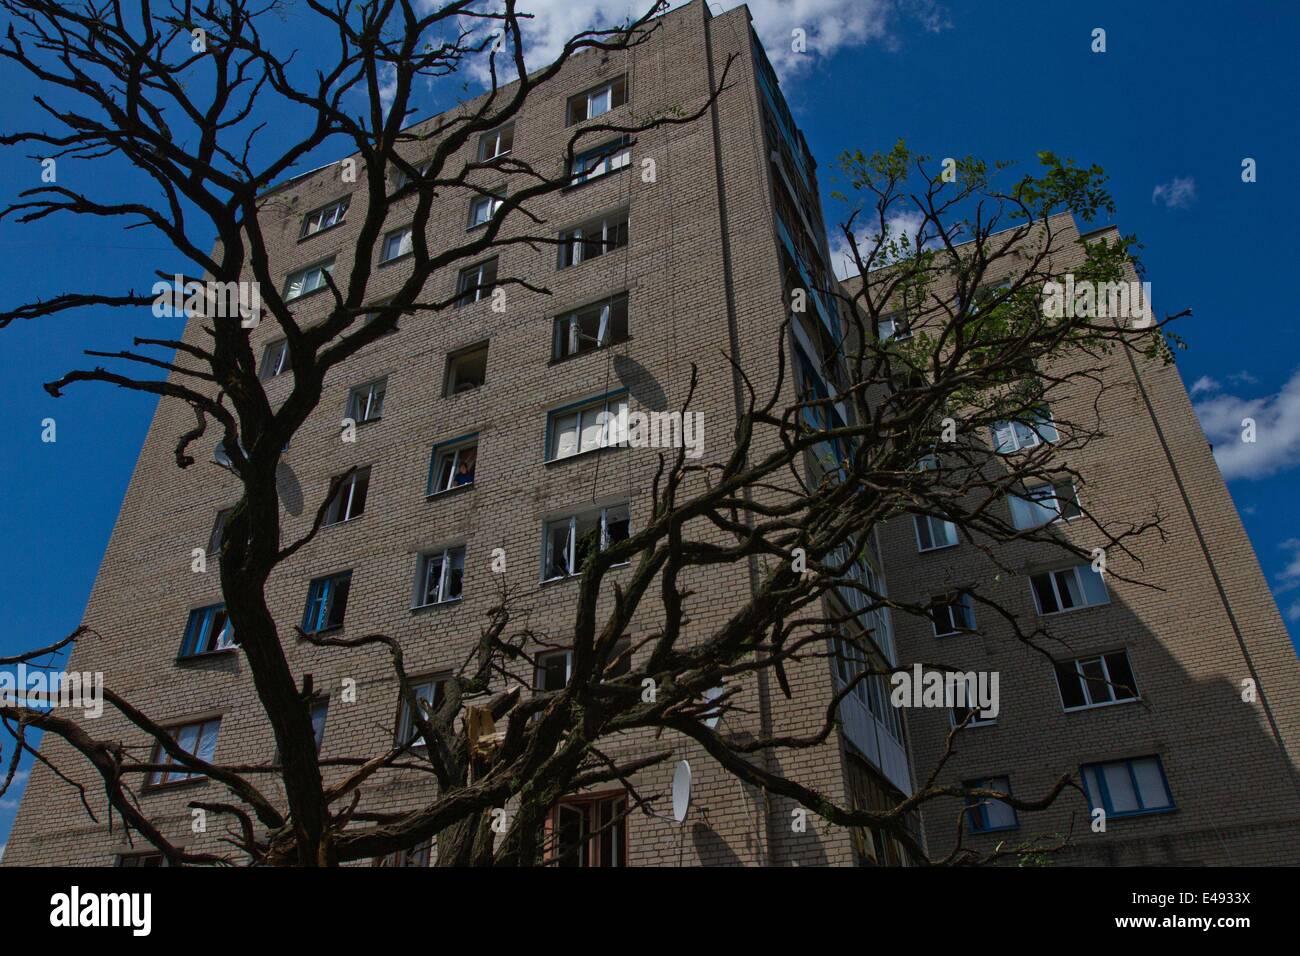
0, 0, 1183, 866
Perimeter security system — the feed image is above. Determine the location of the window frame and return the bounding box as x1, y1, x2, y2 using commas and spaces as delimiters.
930, 593, 975, 637
302, 570, 353, 634
323, 467, 370, 527
963, 775, 1019, 833
913, 513, 959, 553
346, 378, 387, 425
455, 258, 498, 308
260, 339, 290, 379
567, 137, 631, 186
1009, 480, 1081, 530
413, 545, 466, 608
467, 192, 504, 230
1030, 564, 1110, 616
478, 124, 515, 162
557, 210, 630, 268
547, 791, 629, 868
145, 717, 222, 788
545, 390, 628, 462
207, 507, 233, 556
551, 293, 629, 362
990, 407, 1059, 454
1080, 756, 1175, 819
283, 259, 335, 302
178, 604, 235, 659
565, 76, 627, 125
299, 196, 350, 239
541, 503, 631, 582
379, 225, 414, 265
427, 434, 479, 496
395, 676, 446, 749
443, 341, 490, 396
1054, 649, 1140, 711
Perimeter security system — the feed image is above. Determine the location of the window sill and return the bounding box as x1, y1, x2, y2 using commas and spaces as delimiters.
444, 384, 485, 399
561, 164, 629, 194
411, 597, 463, 612
544, 443, 626, 467
143, 776, 210, 793
323, 514, 365, 530
557, 247, 627, 272
916, 543, 959, 555
969, 824, 1019, 835
284, 286, 331, 306
426, 482, 475, 501
539, 561, 630, 586
548, 336, 632, 367
301, 625, 344, 638
1037, 601, 1110, 618
1063, 696, 1141, 714
379, 252, 413, 268
176, 647, 238, 664
298, 221, 345, 244
1100, 806, 1177, 821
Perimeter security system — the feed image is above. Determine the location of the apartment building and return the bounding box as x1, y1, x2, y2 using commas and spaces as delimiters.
4, 1, 913, 867
852, 216, 1300, 864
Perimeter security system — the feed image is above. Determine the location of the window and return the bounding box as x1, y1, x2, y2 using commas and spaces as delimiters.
1030, 564, 1109, 615
931, 593, 975, 637
552, 294, 629, 360
428, 435, 478, 494
535, 642, 630, 691
1009, 481, 1081, 530
951, 705, 995, 728
300, 197, 349, 238
1081, 756, 1174, 818
346, 379, 386, 424
260, 339, 289, 379
444, 342, 488, 395
536, 649, 572, 691
394, 160, 429, 191
179, 604, 234, 658
991, 407, 1058, 454
455, 258, 498, 307
284, 259, 334, 301
558, 211, 629, 268
415, 546, 465, 607
879, 312, 911, 341
566, 76, 627, 124
963, 776, 1017, 833
146, 717, 221, 787
914, 514, 958, 552
309, 698, 329, 753
569, 137, 631, 185
207, 507, 233, 555
323, 468, 370, 525
363, 300, 400, 335
550, 793, 627, 867
546, 392, 627, 461
302, 571, 352, 633
396, 677, 445, 747
1055, 650, 1139, 710
478, 124, 514, 161
380, 226, 413, 263
117, 853, 166, 867
468, 193, 503, 228
374, 841, 432, 867
543, 504, 630, 581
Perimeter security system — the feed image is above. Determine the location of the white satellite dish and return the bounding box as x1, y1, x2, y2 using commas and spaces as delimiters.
671, 760, 692, 824
703, 685, 725, 730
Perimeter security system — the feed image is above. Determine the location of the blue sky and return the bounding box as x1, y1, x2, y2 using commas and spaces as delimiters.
2, 0, 1297, 852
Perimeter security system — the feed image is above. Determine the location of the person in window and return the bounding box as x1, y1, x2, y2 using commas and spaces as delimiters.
454, 450, 476, 486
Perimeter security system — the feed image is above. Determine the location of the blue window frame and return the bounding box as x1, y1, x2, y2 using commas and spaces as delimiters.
963, 776, 1019, 833
302, 571, 352, 633
1080, 756, 1175, 819
179, 604, 234, 658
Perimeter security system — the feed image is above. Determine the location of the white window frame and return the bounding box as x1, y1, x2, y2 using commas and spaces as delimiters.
1009, 480, 1080, 530
546, 393, 628, 461
1030, 564, 1110, 615
914, 514, 959, 552
559, 212, 629, 268
879, 312, 912, 341
1056, 651, 1140, 711
284, 260, 334, 301
347, 379, 386, 424
415, 546, 465, 608
468, 194, 503, 228
428, 435, 478, 495
478, 124, 514, 161
456, 259, 497, 306
380, 226, 413, 263
991, 407, 1058, 454
394, 160, 430, 191
324, 468, 369, 526
542, 504, 631, 582
570, 139, 630, 185
553, 295, 627, 359
300, 197, 350, 238
931, 593, 975, 637
396, 678, 444, 747
568, 77, 626, 124
260, 339, 290, 379
535, 648, 574, 691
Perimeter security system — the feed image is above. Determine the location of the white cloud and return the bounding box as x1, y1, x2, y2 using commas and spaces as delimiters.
1151, 176, 1197, 209
1194, 366, 1300, 480
1276, 538, 1300, 597
1287, 599, 1300, 623
456, 0, 949, 85
829, 208, 929, 279
1190, 375, 1219, 397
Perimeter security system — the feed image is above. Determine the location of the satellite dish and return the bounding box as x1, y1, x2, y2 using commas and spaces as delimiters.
212, 441, 233, 469
671, 760, 692, 824
703, 685, 725, 730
